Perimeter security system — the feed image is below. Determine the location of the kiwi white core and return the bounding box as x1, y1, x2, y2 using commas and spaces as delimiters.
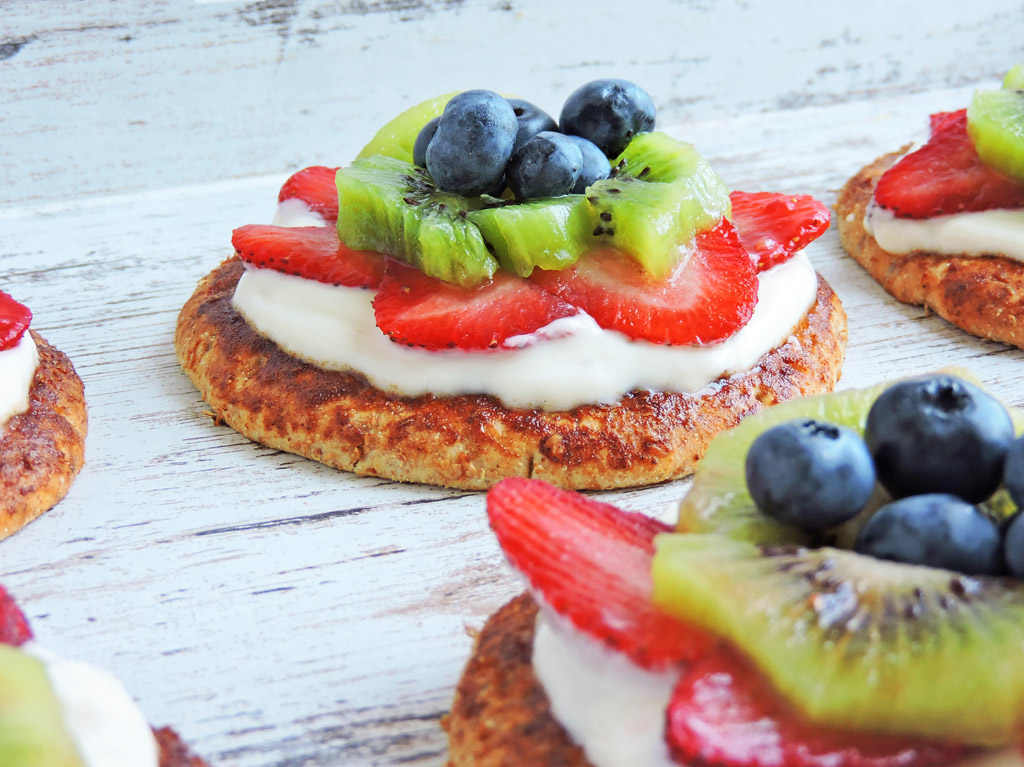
0, 332, 38, 427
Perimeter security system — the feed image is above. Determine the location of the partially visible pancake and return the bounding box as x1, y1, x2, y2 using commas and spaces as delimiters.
837, 150, 1024, 350
444, 594, 589, 767
175, 258, 846, 490
0, 332, 87, 540
155, 727, 211, 767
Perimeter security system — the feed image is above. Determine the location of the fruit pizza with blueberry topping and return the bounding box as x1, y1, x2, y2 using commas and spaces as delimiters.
837, 65, 1024, 349
447, 371, 1024, 767
0, 291, 87, 540
176, 80, 847, 490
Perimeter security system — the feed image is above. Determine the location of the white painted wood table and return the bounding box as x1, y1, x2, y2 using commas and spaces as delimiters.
2, 2, 1024, 764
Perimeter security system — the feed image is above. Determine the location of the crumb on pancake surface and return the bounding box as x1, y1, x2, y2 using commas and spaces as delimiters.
838, 150, 1024, 350
175, 257, 846, 490
0, 332, 87, 540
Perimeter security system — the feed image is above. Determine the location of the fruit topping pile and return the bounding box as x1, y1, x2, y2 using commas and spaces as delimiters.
874, 65, 1024, 218
0, 292, 32, 352
235, 81, 831, 353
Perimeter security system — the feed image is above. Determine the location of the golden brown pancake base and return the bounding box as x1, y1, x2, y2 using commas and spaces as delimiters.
0, 332, 87, 540
837, 150, 1024, 349
444, 594, 590, 767
155, 727, 211, 767
175, 258, 846, 490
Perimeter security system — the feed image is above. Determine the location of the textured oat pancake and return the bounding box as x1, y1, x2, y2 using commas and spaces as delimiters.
444, 594, 589, 767
156, 727, 211, 767
175, 258, 846, 490
838, 150, 1024, 349
0, 332, 87, 540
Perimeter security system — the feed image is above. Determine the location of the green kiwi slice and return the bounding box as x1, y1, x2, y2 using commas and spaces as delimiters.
1003, 65, 1024, 90
578, 131, 731, 277
0, 645, 83, 765
335, 156, 497, 287
651, 533, 1024, 745
355, 92, 457, 164
967, 89, 1024, 183
468, 197, 590, 276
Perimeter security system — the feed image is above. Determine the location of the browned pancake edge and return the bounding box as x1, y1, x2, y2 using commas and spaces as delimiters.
156, 727, 211, 767
175, 258, 846, 490
837, 150, 1024, 349
0, 332, 87, 540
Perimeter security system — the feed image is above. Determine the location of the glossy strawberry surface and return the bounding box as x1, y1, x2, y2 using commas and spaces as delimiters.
0, 586, 32, 646
0, 291, 32, 352
729, 191, 830, 271
278, 166, 340, 223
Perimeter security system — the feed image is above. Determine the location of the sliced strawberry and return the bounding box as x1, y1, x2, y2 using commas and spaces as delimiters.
666, 647, 967, 767
232, 224, 386, 289
874, 109, 1024, 218
0, 586, 32, 646
372, 261, 579, 351
928, 110, 962, 136
487, 478, 714, 670
530, 218, 758, 346
278, 166, 340, 223
0, 292, 32, 352
729, 191, 831, 271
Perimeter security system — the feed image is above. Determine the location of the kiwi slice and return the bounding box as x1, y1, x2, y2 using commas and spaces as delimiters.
335, 155, 497, 287
967, 89, 1024, 183
578, 131, 731, 277
0, 645, 83, 765
652, 533, 1024, 745
355, 92, 458, 164
468, 197, 590, 276
1003, 65, 1024, 90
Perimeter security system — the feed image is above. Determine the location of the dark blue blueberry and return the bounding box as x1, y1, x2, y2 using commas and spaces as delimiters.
854, 494, 1002, 575
560, 79, 656, 157
507, 131, 583, 200
744, 419, 876, 530
566, 135, 611, 193
412, 116, 440, 168
1004, 435, 1024, 509
425, 90, 517, 196
1002, 511, 1024, 578
865, 375, 1014, 503
507, 98, 559, 153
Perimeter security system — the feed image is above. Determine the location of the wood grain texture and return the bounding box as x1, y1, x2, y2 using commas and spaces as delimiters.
2, 3, 1024, 765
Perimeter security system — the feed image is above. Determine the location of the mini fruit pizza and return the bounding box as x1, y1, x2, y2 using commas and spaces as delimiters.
0, 291, 87, 540
176, 80, 846, 490
0, 584, 209, 766
447, 372, 1024, 767
838, 65, 1024, 349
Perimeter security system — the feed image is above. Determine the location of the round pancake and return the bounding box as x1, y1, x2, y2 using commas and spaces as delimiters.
155, 727, 211, 767
837, 150, 1024, 350
0, 332, 87, 540
444, 594, 590, 767
175, 258, 846, 490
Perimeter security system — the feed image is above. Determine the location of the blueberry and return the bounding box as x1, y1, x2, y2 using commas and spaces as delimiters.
865, 375, 1014, 503
566, 135, 611, 193
507, 98, 559, 153
507, 131, 583, 200
854, 494, 1002, 575
744, 419, 876, 530
560, 79, 656, 157
1003, 511, 1024, 578
413, 116, 440, 168
425, 90, 517, 196
1004, 436, 1024, 508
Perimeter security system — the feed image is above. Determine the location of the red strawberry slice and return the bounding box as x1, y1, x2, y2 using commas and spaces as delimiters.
372, 261, 580, 351
232, 224, 386, 289
487, 478, 714, 670
0, 292, 32, 352
666, 647, 967, 767
530, 218, 758, 346
729, 191, 831, 271
278, 166, 340, 223
0, 586, 33, 646
874, 109, 1024, 218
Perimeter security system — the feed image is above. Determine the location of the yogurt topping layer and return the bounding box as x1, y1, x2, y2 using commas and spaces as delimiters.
231, 250, 818, 411
24, 643, 159, 767
864, 203, 1024, 261
0, 332, 39, 427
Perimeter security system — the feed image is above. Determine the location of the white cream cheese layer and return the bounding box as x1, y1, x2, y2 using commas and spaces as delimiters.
0, 333, 39, 426
864, 203, 1024, 261
231, 252, 817, 412
23, 644, 159, 767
